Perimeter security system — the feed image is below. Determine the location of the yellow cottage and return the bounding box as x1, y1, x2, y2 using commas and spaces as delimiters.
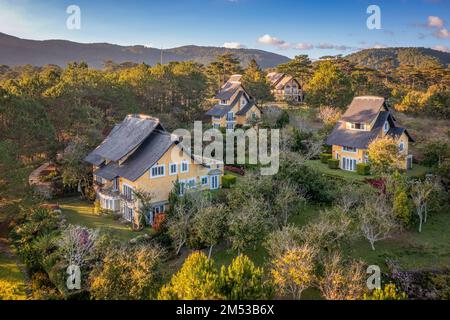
85, 114, 224, 226
326, 96, 415, 171
205, 74, 262, 129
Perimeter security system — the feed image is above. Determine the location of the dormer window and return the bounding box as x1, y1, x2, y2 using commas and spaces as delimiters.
220, 100, 227, 105
384, 121, 390, 133
350, 123, 366, 131
399, 141, 405, 152
240, 96, 247, 108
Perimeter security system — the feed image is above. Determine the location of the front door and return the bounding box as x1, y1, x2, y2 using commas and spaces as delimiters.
210, 175, 219, 190
342, 157, 357, 171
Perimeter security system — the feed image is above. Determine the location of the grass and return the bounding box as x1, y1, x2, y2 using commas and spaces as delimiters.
0, 254, 27, 300
305, 160, 432, 182
59, 198, 154, 242
305, 160, 368, 182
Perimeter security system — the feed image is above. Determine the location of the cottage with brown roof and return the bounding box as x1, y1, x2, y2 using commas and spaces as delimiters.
205, 75, 261, 129
267, 72, 303, 102
326, 96, 415, 171
85, 114, 224, 227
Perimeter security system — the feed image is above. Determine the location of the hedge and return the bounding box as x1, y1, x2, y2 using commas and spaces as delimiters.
222, 175, 237, 188
356, 163, 371, 176
320, 153, 332, 164
328, 159, 340, 169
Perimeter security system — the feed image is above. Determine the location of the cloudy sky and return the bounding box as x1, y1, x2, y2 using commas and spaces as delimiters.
0, 0, 449, 59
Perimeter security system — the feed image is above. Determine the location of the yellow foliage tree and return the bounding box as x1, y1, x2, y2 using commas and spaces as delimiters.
271, 245, 316, 300
368, 136, 405, 174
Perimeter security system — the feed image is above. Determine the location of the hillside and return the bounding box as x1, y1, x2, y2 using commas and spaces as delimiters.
0, 33, 290, 69
346, 47, 450, 69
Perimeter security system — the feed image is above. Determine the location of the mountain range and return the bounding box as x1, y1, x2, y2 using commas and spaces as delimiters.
0, 32, 290, 69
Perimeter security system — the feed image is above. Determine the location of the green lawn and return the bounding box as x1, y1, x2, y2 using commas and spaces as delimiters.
305, 160, 432, 182
59, 198, 154, 242
0, 253, 27, 300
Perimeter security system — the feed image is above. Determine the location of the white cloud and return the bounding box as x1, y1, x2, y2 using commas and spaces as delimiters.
428, 16, 444, 29
434, 27, 450, 39
316, 43, 353, 51
373, 43, 387, 49
432, 45, 450, 53
295, 42, 314, 50
257, 34, 290, 49
144, 43, 154, 48
223, 42, 247, 49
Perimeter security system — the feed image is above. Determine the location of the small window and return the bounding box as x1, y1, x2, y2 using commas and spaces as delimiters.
201, 176, 208, 186
384, 122, 390, 133
150, 164, 165, 178
220, 100, 227, 105
180, 161, 189, 173
178, 180, 186, 196
351, 123, 366, 130
399, 142, 405, 152
169, 163, 178, 175
187, 178, 197, 189
343, 146, 357, 153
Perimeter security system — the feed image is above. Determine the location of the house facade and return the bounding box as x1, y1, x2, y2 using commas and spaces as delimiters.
266, 72, 303, 102
326, 96, 414, 171
205, 74, 261, 129
85, 114, 224, 227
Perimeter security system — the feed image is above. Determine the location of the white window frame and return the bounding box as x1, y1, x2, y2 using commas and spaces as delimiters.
343, 146, 358, 153
201, 176, 209, 186
180, 160, 189, 173
113, 178, 119, 192
150, 164, 165, 178
350, 122, 366, 131
169, 163, 178, 176
226, 112, 234, 122
210, 175, 219, 190
122, 184, 134, 201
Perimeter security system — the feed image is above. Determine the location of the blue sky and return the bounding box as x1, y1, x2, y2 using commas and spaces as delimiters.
0, 0, 449, 59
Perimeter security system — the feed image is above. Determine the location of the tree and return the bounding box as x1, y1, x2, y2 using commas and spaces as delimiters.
218, 255, 272, 300
90, 244, 165, 300
158, 251, 221, 300
273, 181, 306, 228
306, 60, 353, 109
277, 55, 312, 90
410, 178, 439, 233
271, 245, 316, 300
206, 53, 243, 94
264, 225, 303, 259
133, 189, 154, 230
363, 283, 408, 300
367, 136, 405, 174
421, 140, 450, 168
58, 225, 99, 269
358, 195, 398, 250
227, 196, 272, 254
192, 204, 227, 258
318, 252, 367, 300
242, 59, 273, 106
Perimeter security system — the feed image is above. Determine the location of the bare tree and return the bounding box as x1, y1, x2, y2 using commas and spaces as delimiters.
318, 251, 366, 300
58, 225, 99, 268
274, 181, 307, 228
358, 195, 398, 250
410, 178, 439, 233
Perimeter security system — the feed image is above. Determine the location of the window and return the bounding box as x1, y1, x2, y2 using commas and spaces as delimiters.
95, 175, 103, 184
113, 178, 119, 191
384, 121, 390, 133
123, 206, 134, 222
180, 161, 189, 173
213, 123, 220, 129
153, 205, 165, 214
212, 116, 222, 121
169, 163, 178, 175
201, 176, 208, 186
210, 175, 219, 190
343, 146, 357, 153
399, 142, 405, 152
227, 122, 234, 130
240, 97, 247, 108
227, 112, 234, 122
150, 164, 165, 178
122, 184, 134, 201
220, 100, 228, 105
350, 123, 366, 130
178, 180, 186, 196
187, 178, 197, 189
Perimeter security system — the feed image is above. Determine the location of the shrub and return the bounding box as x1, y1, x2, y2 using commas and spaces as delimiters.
356, 163, 371, 176
320, 153, 332, 164
328, 159, 339, 169
222, 175, 237, 189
